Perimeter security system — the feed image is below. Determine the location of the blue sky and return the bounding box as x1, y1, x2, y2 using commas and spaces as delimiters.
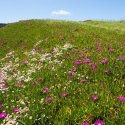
1, 0, 125, 23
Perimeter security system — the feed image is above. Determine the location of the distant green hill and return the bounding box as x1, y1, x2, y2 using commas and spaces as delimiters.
0, 23, 7, 28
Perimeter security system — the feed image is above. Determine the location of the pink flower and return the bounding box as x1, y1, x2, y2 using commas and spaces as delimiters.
44, 87, 49, 92
100, 82, 104, 86
39, 67, 42, 71
83, 49, 87, 52
81, 79, 87, 83
73, 66, 77, 71
46, 97, 51, 101
120, 57, 124, 61
91, 96, 98, 101
118, 97, 125, 101
60, 31, 63, 34
39, 78, 43, 80
47, 67, 50, 70
109, 49, 113, 52
0, 112, 7, 118
14, 108, 19, 112
76, 60, 82, 64
101, 59, 107, 64
85, 59, 90, 63
94, 91, 97, 94
97, 47, 102, 50
0, 104, 2, 108
23, 61, 27, 65
62, 92, 67, 97
104, 70, 108, 73
94, 120, 104, 125
69, 75, 74, 78
17, 81, 22, 85
68, 71, 73, 75
23, 46, 26, 48
81, 122, 89, 125
58, 38, 64, 40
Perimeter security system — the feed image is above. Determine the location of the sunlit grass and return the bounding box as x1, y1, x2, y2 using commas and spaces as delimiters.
0, 19, 125, 125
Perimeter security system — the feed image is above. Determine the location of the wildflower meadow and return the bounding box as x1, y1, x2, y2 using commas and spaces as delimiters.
0, 19, 125, 125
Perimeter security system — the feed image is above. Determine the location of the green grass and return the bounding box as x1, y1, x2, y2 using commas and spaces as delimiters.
80, 20, 125, 33
0, 19, 125, 125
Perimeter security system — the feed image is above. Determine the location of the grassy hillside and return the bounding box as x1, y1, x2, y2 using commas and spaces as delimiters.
80, 20, 125, 32
0, 19, 125, 125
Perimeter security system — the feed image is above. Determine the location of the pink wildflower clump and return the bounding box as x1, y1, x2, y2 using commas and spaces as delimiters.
81, 79, 87, 83
104, 70, 108, 73
62, 92, 67, 97
17, 81, 22, 85
91, 96, 98, 101
0, 112, 7, 118
39, 78, 43, 81
76, 60, 82, 65
109, 49, 113, 52
58, 38, 64, 41
120, 57, 124, 61
94, 120, 104, 125
68, 71, 73, 75
23, 61, 27, 65
44, 87, 49, 92
81, 122, 89, 125
118, 97, 125, 101
101, 59, 107, 64
32, 81, 40, 86
14, 108, 19, 112
85, 59, 90, 63
73, 66, 77, 71
46, 97, 51, 101
0, 104, 2, 108
69, 75, 74, 79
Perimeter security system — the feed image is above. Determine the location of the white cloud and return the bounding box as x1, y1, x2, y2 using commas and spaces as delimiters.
51, 10, 71, 16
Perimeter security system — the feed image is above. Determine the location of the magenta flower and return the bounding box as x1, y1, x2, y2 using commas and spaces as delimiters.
81, 122, 89, 125
60, 31, 63, 34
39, 67, 42, 71
83, 49, 87, 52
39, 78, 43, 81
101, 59, 107, 64
65, 55, 69, 59
62, 92, 67, 97
23, 61, 27, 65
100, 82, 104, 86
118, 97, 125, 101
44, 87, 49, 92
0, 112, 7, 118
58, 38, 64, 40
46, 97, 51, 101
14, 108, 19, 112
23, 46, 26, 48
76, 60, 82, 64
68, 71, 73, 75
120, 57, 124, 61
91, 96, 98, 101
73, 66, 77, 71
0, 104, 2, 108
109, 49, 113, 52
94, 120, 104, 125
17, 81, 22, 85
47, 67, 50, 70
85, 59, 90, 63
104, 70, 108, 73
70, 75, 74, 78
97, 47, 102, 51
81, 79, 87, 83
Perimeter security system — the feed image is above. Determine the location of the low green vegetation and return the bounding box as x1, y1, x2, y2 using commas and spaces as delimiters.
0, 19, 125, 125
